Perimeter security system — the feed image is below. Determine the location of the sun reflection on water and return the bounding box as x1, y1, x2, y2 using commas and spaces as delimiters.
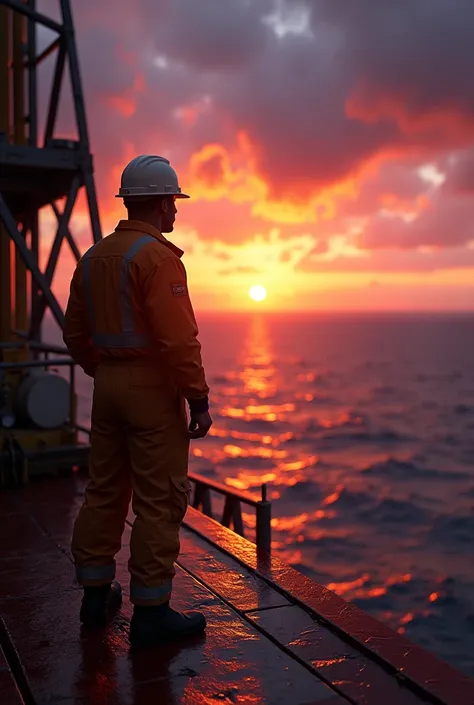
186, 314, 463, 664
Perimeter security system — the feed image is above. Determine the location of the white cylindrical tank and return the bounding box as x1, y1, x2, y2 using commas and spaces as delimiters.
15, 370, 70, 429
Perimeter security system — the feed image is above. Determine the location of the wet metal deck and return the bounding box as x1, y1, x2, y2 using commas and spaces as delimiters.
0, 475, 473, 705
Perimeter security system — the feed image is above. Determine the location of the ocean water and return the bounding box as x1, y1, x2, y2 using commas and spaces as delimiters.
68, 312, 474, 677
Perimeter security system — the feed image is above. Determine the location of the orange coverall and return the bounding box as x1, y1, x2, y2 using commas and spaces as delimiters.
63, 220, 209, 605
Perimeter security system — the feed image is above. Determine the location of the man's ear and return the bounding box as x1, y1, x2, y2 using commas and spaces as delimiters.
162, 197, 173, 213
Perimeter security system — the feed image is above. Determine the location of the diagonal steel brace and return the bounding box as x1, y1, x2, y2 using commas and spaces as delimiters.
0, 192, 65, 329
35, 177, 80, 323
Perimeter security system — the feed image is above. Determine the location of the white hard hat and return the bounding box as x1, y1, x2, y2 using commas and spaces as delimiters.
115, 155, 190, 199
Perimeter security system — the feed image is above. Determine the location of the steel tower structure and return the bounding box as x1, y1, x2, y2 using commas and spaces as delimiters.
0, 0, 101, 344
0, 0, 101, 484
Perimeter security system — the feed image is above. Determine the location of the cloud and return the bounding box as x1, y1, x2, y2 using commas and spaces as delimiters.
66, 0, 474, 200
209, 0, 474, 199
299, 245, 474, 274
315, 0, 474, 121
141, 0, 272, 71
35, 0, 474, 290
359, 191, 474, 250
444, 149, 474, 195
336, 160, 432, 219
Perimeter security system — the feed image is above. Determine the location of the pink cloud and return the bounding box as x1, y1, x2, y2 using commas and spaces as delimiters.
36, 0, 474, 281
445, 149, 474, 195
360, 192, 474, 250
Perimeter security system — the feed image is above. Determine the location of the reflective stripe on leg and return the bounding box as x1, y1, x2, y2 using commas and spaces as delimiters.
76, 563, 116, 583
130, 579, 173, 603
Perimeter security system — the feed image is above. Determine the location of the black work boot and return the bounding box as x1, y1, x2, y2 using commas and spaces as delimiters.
80, 580, 123, 627
129, 602, 206, 647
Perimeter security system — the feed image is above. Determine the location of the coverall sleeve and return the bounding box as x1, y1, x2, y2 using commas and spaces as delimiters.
63, 264, 98, 378
142, 256, 210, 406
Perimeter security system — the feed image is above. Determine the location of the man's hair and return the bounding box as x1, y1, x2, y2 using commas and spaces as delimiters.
123, 195, 174, 217
123, 196, 159, 209
123, 196, 166, 218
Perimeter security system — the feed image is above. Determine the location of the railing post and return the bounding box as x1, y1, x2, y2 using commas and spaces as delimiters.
192, 481, 213, 518
256, 483, 272, 553
222, 497, 244, 537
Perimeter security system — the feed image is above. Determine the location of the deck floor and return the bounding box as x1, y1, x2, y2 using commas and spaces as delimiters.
0, 474, 473, 705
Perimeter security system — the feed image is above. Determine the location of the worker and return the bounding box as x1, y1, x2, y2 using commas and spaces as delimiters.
63, 155, 212, 647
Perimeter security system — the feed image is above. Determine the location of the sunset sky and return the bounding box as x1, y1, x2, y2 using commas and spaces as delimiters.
38, 0, 474, 312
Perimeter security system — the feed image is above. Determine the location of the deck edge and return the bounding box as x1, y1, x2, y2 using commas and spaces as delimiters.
182, 506, 474, 705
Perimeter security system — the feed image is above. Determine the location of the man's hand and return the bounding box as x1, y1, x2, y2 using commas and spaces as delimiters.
189, 410, 212, 439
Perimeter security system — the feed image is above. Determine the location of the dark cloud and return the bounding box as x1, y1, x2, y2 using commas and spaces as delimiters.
36, 0, 474, 264
314, 0, 474, 121
213, 0, 474, 198
68, 1, 474, 193
141, 0, 272, 71
218, 33, 400, 199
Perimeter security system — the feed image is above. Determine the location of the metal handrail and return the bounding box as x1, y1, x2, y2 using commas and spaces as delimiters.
189, 470, 261, 507
1, 337, 71, 355
0, 357, 73, 368
188, 472, 271, 553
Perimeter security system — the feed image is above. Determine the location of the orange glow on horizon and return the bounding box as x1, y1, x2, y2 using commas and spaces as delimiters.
42, 146, 474, 315
39, 134, 474, 316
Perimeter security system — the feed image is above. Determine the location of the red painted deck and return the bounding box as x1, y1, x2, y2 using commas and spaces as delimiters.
0, 474, 473, 705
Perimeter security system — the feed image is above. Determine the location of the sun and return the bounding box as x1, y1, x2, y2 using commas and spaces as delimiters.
249, 284, 267, 302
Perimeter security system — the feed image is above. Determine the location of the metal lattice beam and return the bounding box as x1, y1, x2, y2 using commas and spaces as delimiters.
45, 179, 80, 284
0, 193, 65, 328
31, 36, 60, 67
35, 177, 81, 324
0, 0, 63, 34
0, 0, 102, 344
52, 202, 81, 262
44, 41, 67, 145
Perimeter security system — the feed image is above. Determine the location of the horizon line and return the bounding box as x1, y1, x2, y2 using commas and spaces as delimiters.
195, 308, 474, 316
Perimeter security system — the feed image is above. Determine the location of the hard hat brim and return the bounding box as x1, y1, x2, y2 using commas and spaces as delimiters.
115, 192, 190, 199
